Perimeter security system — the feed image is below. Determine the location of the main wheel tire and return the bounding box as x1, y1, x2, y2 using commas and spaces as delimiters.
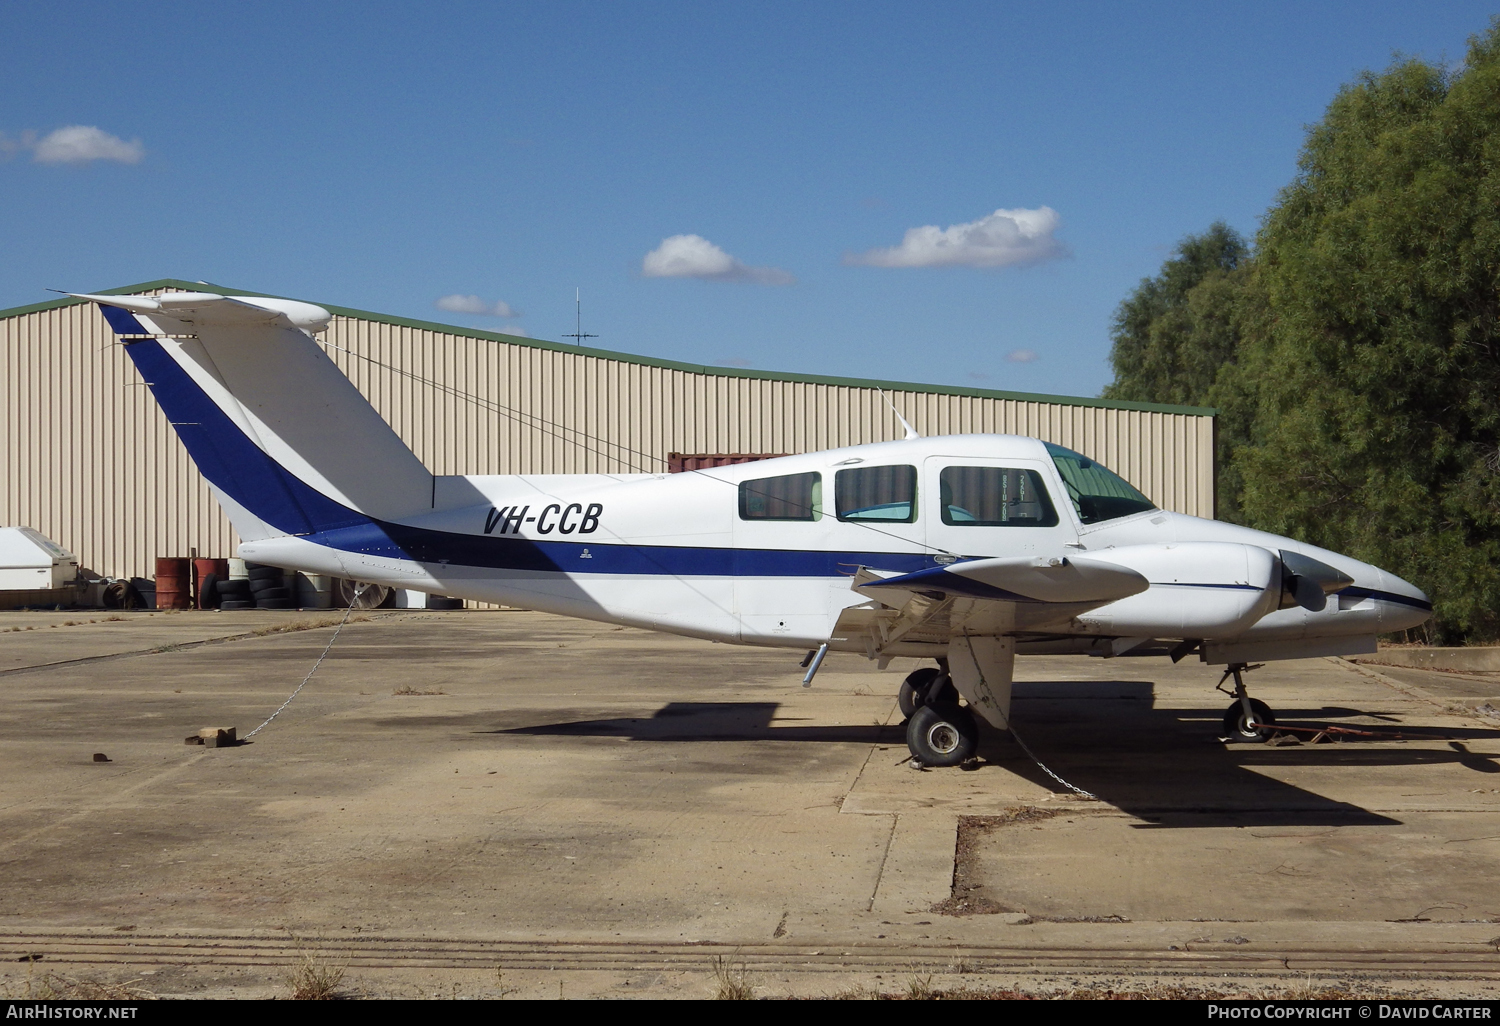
217, 579, 250, 598
898, 667, 942, 719
906, 702, 979, 767
198, 573, 220, 609
1222, 698, 1276, 743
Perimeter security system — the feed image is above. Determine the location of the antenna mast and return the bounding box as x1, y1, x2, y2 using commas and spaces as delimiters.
562, 287, 598, 347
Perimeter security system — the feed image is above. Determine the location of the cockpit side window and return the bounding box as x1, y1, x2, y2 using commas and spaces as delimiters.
835, 465, 917, 522
1044, 443, 1157, 524
739, 471, 822, 521
939, 466, 1058, 526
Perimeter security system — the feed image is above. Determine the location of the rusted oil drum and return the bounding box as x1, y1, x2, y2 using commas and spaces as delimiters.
155, 557, 192, 609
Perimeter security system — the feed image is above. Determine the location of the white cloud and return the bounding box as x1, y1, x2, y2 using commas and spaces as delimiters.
1006, 349, 1039, 363
31, 125, 144, 165
641, 234, 794, 285
435, 294, 518, 318
846, 207, 1067, 269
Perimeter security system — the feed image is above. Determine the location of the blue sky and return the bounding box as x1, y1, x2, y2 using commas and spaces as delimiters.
2, 2, 1495, 399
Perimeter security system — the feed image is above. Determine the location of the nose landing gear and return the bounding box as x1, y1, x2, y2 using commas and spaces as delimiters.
1217, 662, 1277, 742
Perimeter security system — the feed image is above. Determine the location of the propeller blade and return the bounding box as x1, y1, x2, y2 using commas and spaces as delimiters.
1280, 550, 1354, 612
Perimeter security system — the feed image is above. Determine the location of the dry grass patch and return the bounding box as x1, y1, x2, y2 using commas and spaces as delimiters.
393, 685, 446, 696
284, 942, 347, 1000
711, 953, 754, 1000
253, 615, 369, 637
2, 961, 151, 1001
825, 978, 1400, 1000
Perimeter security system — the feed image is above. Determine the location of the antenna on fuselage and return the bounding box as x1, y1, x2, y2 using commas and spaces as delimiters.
562, 287, 598, 347
878, 388, 920, 440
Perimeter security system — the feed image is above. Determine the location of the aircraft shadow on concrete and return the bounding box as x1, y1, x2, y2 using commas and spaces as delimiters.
497, 702, 900, 745
499, 679, 1500, 828
992, 679, 1500, 827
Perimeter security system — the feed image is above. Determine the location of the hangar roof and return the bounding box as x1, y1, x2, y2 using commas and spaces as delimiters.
0, 278, 1214, 417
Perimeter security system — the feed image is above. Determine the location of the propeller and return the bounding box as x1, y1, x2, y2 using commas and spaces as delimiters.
1279, 550, 1354, 612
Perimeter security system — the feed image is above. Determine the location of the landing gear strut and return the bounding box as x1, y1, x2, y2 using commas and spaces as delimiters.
898, 660, 977, 766
1217, 662, 1277, 743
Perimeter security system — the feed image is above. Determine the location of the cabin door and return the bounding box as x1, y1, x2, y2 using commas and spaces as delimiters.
922, 456, 1079, 561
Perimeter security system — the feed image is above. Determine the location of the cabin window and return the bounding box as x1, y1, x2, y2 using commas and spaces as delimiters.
739, 472, 822, 521
939, 466, 1059, 526
1044, 443, 1157, 524
836, 465, 917, 522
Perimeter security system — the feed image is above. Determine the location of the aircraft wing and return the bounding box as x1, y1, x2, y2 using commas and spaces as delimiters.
835, 555, 1150, 654
855, 554, 1148, 605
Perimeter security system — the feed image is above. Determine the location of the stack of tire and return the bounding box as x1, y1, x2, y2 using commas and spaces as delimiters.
248, 563, 294, 609
215, 574, 251, 609
217, 563, 294, 610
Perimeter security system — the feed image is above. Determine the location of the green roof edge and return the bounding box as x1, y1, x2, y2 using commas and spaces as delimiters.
3, 279, 1217, 418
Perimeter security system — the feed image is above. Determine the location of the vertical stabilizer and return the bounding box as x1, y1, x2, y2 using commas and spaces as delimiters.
76, 291, 435, 538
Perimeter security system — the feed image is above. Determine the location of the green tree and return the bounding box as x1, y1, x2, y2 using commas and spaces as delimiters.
1239, 28, 1500, 642
1102, 20, 1500, 640
1103, 222, 1260, 519
1103, 222, 1250, 408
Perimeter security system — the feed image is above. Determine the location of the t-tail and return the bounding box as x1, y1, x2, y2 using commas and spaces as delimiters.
72, 290, 435, 544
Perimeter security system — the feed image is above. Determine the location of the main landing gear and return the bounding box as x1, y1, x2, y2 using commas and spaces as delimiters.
1218, 662, 1278, 743
898, 662, 979, 767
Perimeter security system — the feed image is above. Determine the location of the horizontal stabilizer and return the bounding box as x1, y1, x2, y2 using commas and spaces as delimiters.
65, 292, 331, 333
856, 555, 1149, 604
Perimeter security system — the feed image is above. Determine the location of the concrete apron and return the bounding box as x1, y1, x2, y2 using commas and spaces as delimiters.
1, 610, 1499, 998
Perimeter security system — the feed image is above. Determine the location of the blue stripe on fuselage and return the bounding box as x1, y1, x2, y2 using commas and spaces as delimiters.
122, 337, 938, 579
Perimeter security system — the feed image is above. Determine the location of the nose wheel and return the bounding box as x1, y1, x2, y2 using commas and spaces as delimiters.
1217, 662, 1277, 742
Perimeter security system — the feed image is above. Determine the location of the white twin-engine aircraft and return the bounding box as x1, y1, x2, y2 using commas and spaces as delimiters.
73, 290, 1433, 766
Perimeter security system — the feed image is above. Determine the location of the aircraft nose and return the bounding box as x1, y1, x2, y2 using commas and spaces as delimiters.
1374, 569, 1433, 633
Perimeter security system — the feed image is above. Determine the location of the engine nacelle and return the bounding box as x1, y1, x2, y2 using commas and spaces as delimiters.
1074, 542, 1280, 638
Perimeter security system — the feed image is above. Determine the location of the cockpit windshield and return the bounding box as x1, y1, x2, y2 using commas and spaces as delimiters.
1044, 443, 1157, 524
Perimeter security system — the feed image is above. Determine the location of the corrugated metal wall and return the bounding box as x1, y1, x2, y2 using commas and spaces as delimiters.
2, 299, 236, 580
2, 296, 1214, 581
